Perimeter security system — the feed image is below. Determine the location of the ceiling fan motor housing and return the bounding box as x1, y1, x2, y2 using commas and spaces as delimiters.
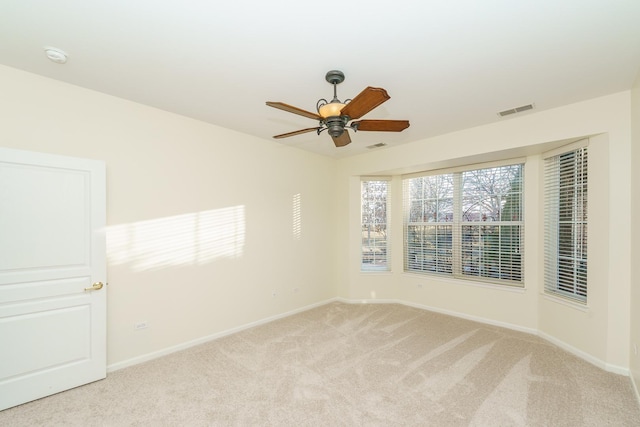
326, 116, 348, 137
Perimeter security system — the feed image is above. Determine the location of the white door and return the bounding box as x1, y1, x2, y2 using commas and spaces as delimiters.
0, 147, 106, 411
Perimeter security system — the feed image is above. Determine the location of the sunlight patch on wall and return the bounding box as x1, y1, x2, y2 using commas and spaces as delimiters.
107, 206, 245, 271
292, 193, 302, 240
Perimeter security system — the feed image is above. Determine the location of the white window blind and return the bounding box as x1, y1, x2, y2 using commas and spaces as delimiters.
361, 179, 390, 271
544, 146, 588, 302
404, 173, 454, 274
403, 163, 523, 285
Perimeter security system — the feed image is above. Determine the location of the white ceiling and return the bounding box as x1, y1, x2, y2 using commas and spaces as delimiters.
1, 1, 639, 158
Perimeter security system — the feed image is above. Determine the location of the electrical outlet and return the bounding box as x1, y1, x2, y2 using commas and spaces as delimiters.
134, 321, 149, 330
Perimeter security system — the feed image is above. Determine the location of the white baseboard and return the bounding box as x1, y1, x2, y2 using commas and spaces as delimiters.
109, 296, 631, 381
334, 296, 397, 305
537, 331, 628, 376
337, 296, 629, 377
399, 299, 539, 336
631, 372, 640, 406
107, 298, 335, 372
335, 296, 537, 335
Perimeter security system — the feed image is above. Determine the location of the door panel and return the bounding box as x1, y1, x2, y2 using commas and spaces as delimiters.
0, 163, 88, 274
0, 302, 91, 379
0, 147, 106, 411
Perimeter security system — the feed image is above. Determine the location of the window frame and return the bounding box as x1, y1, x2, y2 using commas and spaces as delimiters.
402, 159, 525, 287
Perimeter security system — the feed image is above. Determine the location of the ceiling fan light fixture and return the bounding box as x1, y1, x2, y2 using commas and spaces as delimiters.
318, 102, 345, 118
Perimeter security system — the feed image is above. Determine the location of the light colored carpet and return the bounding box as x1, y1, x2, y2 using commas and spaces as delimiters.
1, 302, 639, 426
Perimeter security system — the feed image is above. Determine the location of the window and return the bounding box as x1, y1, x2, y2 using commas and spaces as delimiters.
403, 162, 524, 285
544, 145, 588, 302
361, 179, 390, 271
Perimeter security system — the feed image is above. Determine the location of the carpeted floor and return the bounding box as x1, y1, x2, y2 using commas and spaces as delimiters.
1, 302, 639, 426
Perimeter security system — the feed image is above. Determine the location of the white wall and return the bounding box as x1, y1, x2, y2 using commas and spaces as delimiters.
630, 71, 640, 393
337, 92, 632, 371
0, 65, 338, 367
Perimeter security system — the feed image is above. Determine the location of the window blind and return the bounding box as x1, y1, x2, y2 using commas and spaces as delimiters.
361, 179, 390, 271
544, 146, 588, 302
403, 162, 524, 286
459, 165, 523, 282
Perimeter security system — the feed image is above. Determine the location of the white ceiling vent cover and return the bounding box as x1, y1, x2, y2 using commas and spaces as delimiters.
498, 103, 535, 117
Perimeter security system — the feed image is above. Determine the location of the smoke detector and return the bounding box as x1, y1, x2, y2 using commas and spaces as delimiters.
44, 47, 68, 64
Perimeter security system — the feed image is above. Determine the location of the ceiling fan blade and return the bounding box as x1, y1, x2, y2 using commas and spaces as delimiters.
332, 130, 351, 147
340, 87, 390, 119
273, 127, 320, 139
266, 102, 322, 120
353, 119, 410, 132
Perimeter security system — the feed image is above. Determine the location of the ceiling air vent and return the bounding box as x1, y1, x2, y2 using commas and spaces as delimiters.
498, 103, 535, 117
366, 143, 387, 149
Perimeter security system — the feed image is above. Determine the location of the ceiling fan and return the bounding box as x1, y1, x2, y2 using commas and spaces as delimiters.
266, 70, 410, 147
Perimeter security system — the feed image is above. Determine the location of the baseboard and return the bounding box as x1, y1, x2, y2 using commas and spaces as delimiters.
107, 298, 335, 372
631, 372, 640, 406
109, 296, 631, 380
334, 296, 398, 305
335, 296, 537, 335
399, 299, 538, 336
337, 296, 628, 376
537, 331, 628, 376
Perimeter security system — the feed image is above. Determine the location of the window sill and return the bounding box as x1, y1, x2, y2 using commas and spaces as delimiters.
360, 268, 393, 275
402, 272, 526, 293
541, 293, 589, 312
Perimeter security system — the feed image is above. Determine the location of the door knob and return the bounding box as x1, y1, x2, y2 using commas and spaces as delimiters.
84, 282, 104, 291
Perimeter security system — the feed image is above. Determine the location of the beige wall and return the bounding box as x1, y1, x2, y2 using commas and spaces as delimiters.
1, 63, 636, 376
0, 65, 338, 367
631, 70, 640, 395
337, 91, 632, 371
